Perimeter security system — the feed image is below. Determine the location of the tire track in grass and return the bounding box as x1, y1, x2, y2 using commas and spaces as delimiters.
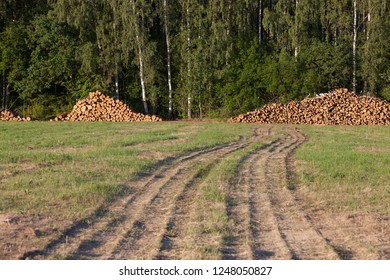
262, 128, 339, 260
284, 132, 357, 260
20, 127, 268, 259
249, 132, 300, 259
21, 126, 341, 260
107, 166, 202, 259
19, 132, 252, 259
153, 166, 214, 260
106, 128, 271, 260
223, 127, 340, 260
154, 128, 274, 260
223, 132, 292, 260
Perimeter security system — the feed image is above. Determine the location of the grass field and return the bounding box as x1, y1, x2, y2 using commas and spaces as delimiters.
0, 122, 256, 221
0, 121, 389, 259
296, 125, 390, 217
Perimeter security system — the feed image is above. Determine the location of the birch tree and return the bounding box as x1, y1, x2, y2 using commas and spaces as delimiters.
120, 0, 158, 114
176, 0, 194, 119
162, 0, 174, 119
258, 0, 264, 46
294, 0, 299, 59
352, 0, 357, 93
362, 0, 390, 95
132, 0, 149, 114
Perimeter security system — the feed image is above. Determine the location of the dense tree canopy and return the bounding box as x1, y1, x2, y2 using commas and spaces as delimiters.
1, 0, 389, 119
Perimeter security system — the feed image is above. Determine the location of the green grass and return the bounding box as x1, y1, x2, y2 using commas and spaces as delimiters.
0, 121, 256, 221
1, 121, 389, 252
295, 125, 390, 216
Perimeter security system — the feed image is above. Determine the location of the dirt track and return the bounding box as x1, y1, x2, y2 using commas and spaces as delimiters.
15, 126, 385, 260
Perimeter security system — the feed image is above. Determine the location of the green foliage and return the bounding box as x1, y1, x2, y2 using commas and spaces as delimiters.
69, 76, 105, 100
0, 22, 29, 84
215, 41, 265, 116
17, 16, 78, 99
16, 94, 71, 120
380, 70, 390, 101
0, 0, 389, 119
299, 39, 352, 91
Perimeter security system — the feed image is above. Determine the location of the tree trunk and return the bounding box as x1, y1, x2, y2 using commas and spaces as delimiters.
115, 71, 119, 99
2, 70, 7, 111
258, 0, 263, 46
136, 33, 149, 115
132, 0, 149, 114
5, 84, 9, 111
186, 0, 192, 119
226, 0, 232, 65
294, 0, 299, 59
366, 0, 371, 41
112, 4, 119, 100
364, 0, 371, 94
198, 93, 203, 119
353, 0, 357, 93
1, 70, 7, 111
163, 0, 173, 119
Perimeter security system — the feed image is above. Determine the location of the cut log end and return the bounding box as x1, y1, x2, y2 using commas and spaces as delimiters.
229, 89, 390, 126
51, 91, 162, 123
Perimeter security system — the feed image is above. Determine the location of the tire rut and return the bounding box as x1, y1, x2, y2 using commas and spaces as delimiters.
20, 127, 269, 260
223, 127, 340, 260
223, 132, 292, 259
262, 129, 339, 259
21, 126, 341, 260
107, 128, 271, 260
154, 128, 274, 260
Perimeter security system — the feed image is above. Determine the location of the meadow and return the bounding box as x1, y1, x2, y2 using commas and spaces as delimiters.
0, 122, 388, 259
0, 122, 256, 221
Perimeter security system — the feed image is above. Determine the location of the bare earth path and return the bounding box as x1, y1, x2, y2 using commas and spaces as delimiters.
21, 127, 268, 259
223, 129, 338, 260
19, 126, 368, 260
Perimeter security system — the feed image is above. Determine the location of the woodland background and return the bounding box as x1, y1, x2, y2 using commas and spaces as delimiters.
0, 0, 389, 120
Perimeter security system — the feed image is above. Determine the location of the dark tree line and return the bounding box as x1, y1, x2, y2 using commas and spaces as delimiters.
1, 0, 389, 119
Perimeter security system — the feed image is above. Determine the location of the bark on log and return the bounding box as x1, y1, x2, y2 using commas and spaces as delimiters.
229, 89, 390, 126
0, 110, 31, 121
52, 91, 162, 122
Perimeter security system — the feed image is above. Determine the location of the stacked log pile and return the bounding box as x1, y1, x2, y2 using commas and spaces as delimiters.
0, 110, 31, 121
53, 91, 162, 122
229, 89, 390, 125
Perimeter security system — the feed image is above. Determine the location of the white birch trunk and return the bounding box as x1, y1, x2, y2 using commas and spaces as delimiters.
163, 0, 173, 119
258, 0, 263, 46
364, 0, 371, 94
2, 70, 6, 111
113, 6, 119, 99
294, 0, 299, 59
136, 33, 149, 114
226, 0, 232, 65
5, 84, 9, 111
186, 0, 192, 119
226, 0, 231, 38
353, 0, 357, 93
132, 0, 149, 114
367, 0, 371, 41
115, 70, 119, 99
